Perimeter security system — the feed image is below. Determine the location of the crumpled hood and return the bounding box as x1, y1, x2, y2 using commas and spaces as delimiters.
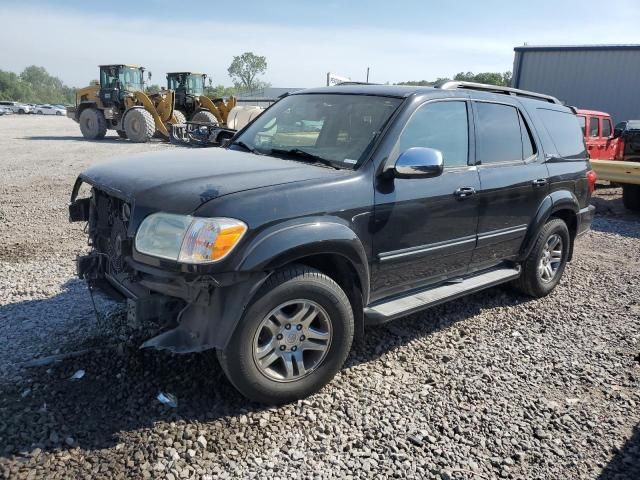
78, 147, 342, 214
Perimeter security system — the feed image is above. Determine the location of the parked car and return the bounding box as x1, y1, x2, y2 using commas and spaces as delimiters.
0, 101, 31, 114
0, 106, 12, 115
35, 105, 66, 116
69, 82, 595, 403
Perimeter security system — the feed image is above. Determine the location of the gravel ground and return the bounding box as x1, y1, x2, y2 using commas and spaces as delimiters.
1, 116, 639, 479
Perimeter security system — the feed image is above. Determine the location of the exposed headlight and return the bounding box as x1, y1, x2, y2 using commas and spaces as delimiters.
135, 213, 247, 263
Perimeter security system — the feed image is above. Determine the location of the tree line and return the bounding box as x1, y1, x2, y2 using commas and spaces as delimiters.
398, 71, 512, 87
0, 66, 76, 104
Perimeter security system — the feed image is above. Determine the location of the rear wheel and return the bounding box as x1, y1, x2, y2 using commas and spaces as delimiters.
191, 110, 218, 124
218, 265, 354, 404
622, 184, 640, 211
513, 218, 570, 298
56, 111, 62, 116
18, 109, 25, 114
78, 108, 107, 140
124, 108, 155, 143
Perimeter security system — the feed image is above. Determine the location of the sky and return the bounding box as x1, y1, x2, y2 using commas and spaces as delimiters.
1, 0, 639, 88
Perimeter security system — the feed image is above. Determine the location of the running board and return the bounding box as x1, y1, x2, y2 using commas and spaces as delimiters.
364, 267, 521, 325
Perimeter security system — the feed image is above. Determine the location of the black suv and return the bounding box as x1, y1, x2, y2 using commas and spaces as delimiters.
69, 82, 596, 403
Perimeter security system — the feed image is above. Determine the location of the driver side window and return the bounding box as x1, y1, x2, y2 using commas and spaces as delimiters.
399, 101, 469, 167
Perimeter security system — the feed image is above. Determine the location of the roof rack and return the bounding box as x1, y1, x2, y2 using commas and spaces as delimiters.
334, 81, 378, 86
437, 81, 561, 104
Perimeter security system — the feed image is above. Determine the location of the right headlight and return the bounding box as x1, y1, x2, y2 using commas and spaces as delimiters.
135, 213, 247, 264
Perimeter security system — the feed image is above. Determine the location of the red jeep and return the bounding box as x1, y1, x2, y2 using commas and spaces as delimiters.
576, 109, 617, 160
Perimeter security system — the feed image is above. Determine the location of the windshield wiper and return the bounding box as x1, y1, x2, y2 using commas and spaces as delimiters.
269, 148, 340, 169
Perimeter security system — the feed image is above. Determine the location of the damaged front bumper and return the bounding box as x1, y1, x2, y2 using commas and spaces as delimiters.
76, 250, 268, 353
70, 185, 269, 354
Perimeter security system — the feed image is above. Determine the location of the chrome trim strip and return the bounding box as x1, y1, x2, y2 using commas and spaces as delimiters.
379, 236, 476, 262
477, 225, 527, 240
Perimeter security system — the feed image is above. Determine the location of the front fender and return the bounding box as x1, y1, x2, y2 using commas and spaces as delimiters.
239, 217, 370, 304
519, 191, 579, 261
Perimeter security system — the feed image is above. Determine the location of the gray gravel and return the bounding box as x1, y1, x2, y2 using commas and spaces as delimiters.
1, 116, 639, 479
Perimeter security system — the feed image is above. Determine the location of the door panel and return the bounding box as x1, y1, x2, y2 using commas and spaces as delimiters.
372, 168, 480, 301
601, 117, 616, 160
472, 161, 548, 268
470, 100, 549, 269
371, 99, 479, 302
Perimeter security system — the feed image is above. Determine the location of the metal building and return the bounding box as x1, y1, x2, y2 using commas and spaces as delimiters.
512, 45, 640, 124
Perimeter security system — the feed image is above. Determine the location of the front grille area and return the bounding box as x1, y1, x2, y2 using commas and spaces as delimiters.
90, 189, 133, 276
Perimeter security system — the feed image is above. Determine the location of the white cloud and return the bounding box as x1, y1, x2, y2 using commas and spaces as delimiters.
1, 5, 638, 88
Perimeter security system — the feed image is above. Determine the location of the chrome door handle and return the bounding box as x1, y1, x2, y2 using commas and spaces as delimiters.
454, 186, 476, 198
532, 178, 548, 187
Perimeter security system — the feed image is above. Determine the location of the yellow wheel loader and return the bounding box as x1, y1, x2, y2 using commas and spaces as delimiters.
167, 72, 237, 125
67, 65, 182, 143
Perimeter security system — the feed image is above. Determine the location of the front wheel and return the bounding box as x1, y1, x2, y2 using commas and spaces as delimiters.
513, 218, 570, 298
123, 108, 155, 143
218, 265, 354, 404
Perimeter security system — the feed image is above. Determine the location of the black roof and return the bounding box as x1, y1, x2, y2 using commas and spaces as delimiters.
292, 84, 437, 98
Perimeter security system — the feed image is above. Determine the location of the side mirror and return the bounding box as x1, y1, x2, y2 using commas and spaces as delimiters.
147, 71, 153, 81
612, 128, 623, 139
393, 147, 444, 179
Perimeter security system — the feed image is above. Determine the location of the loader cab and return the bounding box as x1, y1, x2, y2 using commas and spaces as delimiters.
167, 72, 206, 117
99, 64, 145, 106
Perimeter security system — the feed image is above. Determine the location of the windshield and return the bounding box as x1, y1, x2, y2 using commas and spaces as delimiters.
168, 74, 205, 95
233, 94, 402, 168
100, 66, 143, 92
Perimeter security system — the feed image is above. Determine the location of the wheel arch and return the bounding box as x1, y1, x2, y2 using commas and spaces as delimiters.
520, 191, 580, 262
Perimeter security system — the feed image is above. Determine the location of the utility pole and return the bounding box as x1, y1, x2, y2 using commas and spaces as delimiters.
366, 67, 370, 83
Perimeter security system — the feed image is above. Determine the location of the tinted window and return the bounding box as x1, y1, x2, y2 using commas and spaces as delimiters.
399, 101, 469, 167
475, 103, 524, 163
602, 118, 612, 138
537, 109, 587, 159
577, 116, 586, 135
589, 117, 599, 137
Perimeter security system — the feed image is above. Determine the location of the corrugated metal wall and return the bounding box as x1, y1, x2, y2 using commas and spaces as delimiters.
512, 47, 640, 124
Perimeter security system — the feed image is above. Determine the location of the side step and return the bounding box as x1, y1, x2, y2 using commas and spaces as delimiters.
364, 267, 521, 325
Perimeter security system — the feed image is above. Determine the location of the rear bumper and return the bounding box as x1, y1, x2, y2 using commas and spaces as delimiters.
577, 204, 596, 237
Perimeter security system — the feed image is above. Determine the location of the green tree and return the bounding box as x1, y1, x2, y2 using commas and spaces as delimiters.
397, 72, 512, 88
204, 84, 238, 98
145, 84, 161, 94
453, 71, 512, 86
227, 52, 267, 91
0, 65, 76, 104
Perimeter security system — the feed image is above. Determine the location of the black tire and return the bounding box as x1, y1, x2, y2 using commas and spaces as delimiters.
513, 218, 570, 298
18, 109, 25, 114
37, 111, 43, 115
78, 108, 107, 140
123, 108, 155, 143
622, 184, 640, 211
116, 130, 128, 139
218, 265, 354, 404
191, 110, 218, 124
56, 111, 62, 116
172, 110, 186, 124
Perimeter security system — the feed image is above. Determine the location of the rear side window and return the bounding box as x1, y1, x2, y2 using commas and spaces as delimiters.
399, 101, 469, 167
602, 118, 612, 138
589, 117, 599, 137
537, 109, 587, 159
577, 116, 586, 135
475, 102, 532, 163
